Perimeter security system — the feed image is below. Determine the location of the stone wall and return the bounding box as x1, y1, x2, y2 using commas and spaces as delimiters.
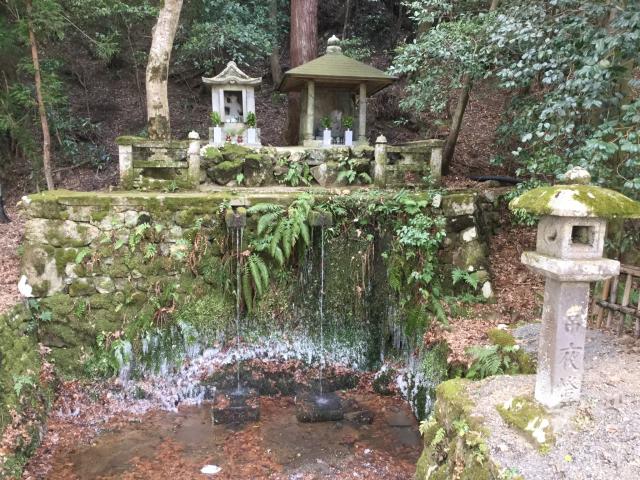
19, 187, 501, 375
117, 136, 444, 191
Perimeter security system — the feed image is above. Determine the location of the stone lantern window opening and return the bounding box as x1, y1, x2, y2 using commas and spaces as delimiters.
571, 225, 594, 246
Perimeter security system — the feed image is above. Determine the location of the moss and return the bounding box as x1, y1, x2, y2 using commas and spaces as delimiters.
68, 279, 96, 297
116, 135, 147, 146
509, 185, 640, 219
487, 328, 516, 348
440, 192, 477, 217
496, 395, 555, 454
221, 144, 252, 162
486, 328, 536, 374
0, 305, 54, 478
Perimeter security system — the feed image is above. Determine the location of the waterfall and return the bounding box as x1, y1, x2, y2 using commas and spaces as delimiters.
234, 226, 244, 392
318, 225, 325, 395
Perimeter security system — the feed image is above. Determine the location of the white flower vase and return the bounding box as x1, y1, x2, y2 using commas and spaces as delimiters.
322, 128, 332, 147
213, 126, 223, 145
247, 128, 257, 145
344, 130, 353, 146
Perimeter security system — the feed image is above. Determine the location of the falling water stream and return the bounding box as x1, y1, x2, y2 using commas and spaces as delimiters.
235, 226, 244, 392
318, 226, 325, 396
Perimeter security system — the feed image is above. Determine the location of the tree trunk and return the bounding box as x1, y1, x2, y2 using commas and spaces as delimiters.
286, 0, 318, 145
146, 0, 183, 140
441, 0, 501, 175
342, 0, 352, 39
270, 0, 282, 86
442, 74, 472, 175
26, 0, 54, 190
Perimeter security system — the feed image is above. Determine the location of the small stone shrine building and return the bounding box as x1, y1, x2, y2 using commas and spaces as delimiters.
203, 61, 261, 128
279, 35, 397, 146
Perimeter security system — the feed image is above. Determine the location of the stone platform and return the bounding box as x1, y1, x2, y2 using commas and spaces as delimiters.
296, 392, 344, 423
211, 387, 260, 425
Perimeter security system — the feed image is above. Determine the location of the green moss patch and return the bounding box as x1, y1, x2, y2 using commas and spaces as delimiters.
509, 185, 640, 219
497, 395, 555, 454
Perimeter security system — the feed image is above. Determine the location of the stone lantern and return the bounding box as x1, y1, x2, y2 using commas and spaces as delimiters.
509, 167, 640, 407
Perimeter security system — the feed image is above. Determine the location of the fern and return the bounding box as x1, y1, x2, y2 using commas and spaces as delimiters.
466, 345, 503, 379
242, 254, 270, 313
431, 427, 446, 447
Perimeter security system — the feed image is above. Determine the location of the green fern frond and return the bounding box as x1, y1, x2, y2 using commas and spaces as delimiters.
242, 268, 253, 313
257, 211, 282, 235
247, 203, 284, 215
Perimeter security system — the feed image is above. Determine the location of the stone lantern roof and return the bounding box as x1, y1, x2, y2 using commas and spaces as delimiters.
509, 168, 640, 219
278, 35, 397, 95
202, 61, 262, 86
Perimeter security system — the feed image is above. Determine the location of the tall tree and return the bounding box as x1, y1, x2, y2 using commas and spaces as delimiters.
441, 0, 500, 175
270, 0, 283, 86
26, 0, 54, 189
286, 0, 318, 145
146, 0, 183, 140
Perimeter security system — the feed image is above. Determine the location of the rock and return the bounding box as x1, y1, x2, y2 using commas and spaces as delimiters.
244, 154, 272, 187
25, 219, 100, 247
94, 276, 115, 294
441, 192, 477, 216
461, 226, 478, 242
310, 163, 338, 187
482, 281, 494, 299
220, 144, 252, 162
211, 159, 244, 185
386, 411, 414, 427
344, 410, 374, 425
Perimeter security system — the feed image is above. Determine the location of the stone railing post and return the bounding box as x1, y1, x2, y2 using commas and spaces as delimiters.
118, 144, 133, 187
430, 145, 443, 182
188, 131, 201, 188
374, 135, 388, 187
510, 167, 640, 408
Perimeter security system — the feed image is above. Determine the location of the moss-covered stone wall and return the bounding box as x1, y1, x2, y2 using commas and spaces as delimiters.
0, 305, 55, 478
19, 188, 500, 376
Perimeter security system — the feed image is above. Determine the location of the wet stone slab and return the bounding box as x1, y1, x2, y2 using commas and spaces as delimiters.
296, 392, 344, 423
211, 387, 260, 425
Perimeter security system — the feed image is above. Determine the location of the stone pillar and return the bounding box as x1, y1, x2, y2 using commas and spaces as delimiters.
535, 280, 590, 406
374, 135, 388, 187
211, 87, 220, 117
305, 80, 315, 142
246, 88, 256, 117
118, 144, 134, 187
358, 83, 367, 143
188, 131, 201, 188
430, 146, 443, 182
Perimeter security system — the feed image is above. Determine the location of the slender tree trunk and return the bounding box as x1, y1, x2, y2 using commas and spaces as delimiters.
342, 0, 352, 39
441, 0, 501, 175
26, 0, 54, 190
442, 74, 472, 174
270, 0, 282, 86
146, 0, 183, 140
286, 0, 318, 145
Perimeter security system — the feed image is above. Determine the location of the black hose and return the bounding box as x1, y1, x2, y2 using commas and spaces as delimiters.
469, 175, 522, 185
